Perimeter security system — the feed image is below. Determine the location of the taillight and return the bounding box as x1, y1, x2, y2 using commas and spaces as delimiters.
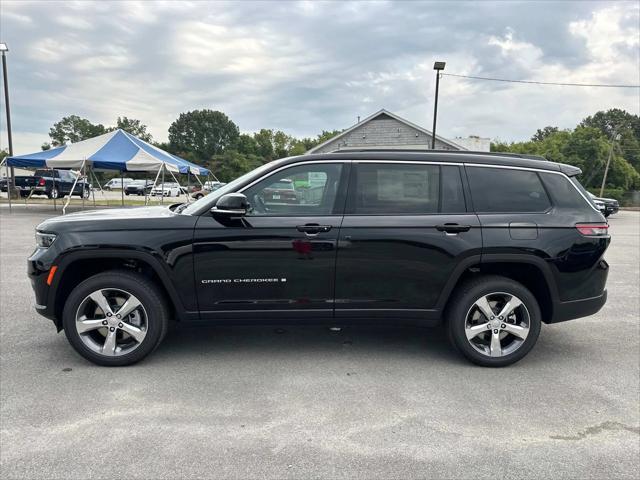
38, 178, 45, 186
576, 223, 609, 236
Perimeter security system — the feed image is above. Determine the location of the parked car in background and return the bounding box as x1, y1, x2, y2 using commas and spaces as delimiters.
125, 180, 154, 196
260, 178, 298, 204
1, 169, 90, 199
191, 181, 226, 200
588, 192, 619, 217
104, 178, 135, 190
28, 151, 609, 367
150, 182, 184, 197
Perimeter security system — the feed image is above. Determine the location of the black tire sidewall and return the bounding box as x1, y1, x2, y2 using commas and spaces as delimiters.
447, 277, 542, 367
62, 271, 168, 366
49, 188, 59, 199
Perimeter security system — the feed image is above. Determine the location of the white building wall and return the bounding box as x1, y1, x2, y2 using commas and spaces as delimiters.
453, 136, 491, 152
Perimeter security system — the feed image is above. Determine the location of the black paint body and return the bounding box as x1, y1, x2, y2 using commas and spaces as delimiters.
28, 152, 610, 330
2, 169, 89, 197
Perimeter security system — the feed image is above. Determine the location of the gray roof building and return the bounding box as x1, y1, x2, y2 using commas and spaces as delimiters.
307, 109, 469, 154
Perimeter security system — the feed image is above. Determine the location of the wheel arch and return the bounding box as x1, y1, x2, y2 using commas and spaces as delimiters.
51, 250, 187, 330
439, 254, 558, 323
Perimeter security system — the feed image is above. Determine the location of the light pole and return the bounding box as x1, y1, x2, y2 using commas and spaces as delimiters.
600, 131, 621, 197
1, 42, 14, 210
431, 61, 446, 150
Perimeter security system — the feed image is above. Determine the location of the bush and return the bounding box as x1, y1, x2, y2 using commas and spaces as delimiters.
587, 187, 625, 201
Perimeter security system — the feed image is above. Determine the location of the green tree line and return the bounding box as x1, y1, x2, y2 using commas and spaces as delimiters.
33, 108, 640, 194
492, 109, 640, 198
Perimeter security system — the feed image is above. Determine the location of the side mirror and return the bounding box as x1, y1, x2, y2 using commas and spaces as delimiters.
211, 193, 249, 216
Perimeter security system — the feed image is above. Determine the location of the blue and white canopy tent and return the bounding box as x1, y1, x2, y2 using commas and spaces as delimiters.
4, 129, 212, 212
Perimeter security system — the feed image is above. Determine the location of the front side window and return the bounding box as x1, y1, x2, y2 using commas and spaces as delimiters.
243, 163, 343, 216
466, 167, 551, 213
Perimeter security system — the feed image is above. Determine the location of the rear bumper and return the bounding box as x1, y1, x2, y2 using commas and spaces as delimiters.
547, 290, 607, 324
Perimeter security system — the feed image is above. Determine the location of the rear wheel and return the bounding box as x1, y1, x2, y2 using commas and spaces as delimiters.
62, 271, 169, 366
447, 275, 541, 367
48, 187, 59, 199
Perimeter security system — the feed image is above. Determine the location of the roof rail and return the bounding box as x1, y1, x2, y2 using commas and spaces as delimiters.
329, 148, 547, 161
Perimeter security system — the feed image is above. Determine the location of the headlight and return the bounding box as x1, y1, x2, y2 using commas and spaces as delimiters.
35, 232, 57, 248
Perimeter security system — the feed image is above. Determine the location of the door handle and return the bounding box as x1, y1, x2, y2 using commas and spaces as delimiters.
297, 224, 332, 235
435, 223, 471, 234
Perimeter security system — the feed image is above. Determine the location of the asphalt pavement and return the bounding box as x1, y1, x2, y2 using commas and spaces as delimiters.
1, 207, 638, 479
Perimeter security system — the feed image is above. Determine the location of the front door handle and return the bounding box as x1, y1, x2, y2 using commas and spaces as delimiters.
297, 224, 332, 235
435, 223, 471, 234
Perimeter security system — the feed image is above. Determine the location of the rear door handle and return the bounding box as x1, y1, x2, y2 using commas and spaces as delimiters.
297, 224, 332, 235
435, 223, 471, 234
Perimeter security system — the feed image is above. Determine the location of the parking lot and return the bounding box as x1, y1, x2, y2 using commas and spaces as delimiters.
1, 206, 638, 479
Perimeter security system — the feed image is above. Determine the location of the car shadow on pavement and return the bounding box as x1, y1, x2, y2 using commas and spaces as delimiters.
151, 323, 465, 365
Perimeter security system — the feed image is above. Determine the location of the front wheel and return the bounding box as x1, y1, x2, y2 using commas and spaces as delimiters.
446, 275, 541, 367
62, 271, 169, 366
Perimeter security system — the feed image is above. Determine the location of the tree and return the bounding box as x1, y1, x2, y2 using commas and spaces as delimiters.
233, 134, 258, 155
580, 109, 640, 138
314, 130, 342, 146
531, 126, 559, 142
253, 129, 275, 160
110, 116, 153, 142
208, 150, 264, 183
48, 115, 106, 146
580, 109, 640, 171
168, 110, 239, 161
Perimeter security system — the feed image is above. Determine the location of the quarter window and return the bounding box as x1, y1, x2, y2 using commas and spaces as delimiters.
243, 163, 343, 216
540, 173, 592, 210
466, 167, 551, 213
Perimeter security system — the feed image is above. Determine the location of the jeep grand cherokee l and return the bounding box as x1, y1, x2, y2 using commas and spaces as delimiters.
28, 151, 610, 367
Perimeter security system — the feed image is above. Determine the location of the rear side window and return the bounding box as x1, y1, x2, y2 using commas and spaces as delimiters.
466, 167, 551, 213
353, 163, 440, 214
540, 173, 592, 210
350, 163, 467, 214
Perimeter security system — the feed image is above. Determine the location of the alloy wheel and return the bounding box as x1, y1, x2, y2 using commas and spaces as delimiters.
464, 292, 530, 358
75, 288, 148, 357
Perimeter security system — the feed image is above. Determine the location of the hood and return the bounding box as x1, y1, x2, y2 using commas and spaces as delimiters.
37, 206, 181, 232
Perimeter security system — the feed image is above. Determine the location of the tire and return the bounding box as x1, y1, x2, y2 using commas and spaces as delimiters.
82, 188, 90, 199
194, 193, 204, 200
62, 270, 169, 366
604, 212, 610, 218
446, 275, 541, 367
48, 187, 59, 200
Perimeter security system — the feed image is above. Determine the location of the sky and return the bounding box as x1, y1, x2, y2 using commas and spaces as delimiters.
1, 0, 639, 154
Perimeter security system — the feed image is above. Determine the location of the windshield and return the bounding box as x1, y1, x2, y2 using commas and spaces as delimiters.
182, 161, 278, 215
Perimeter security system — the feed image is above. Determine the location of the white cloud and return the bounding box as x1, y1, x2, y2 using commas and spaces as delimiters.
0, 0, 638, 154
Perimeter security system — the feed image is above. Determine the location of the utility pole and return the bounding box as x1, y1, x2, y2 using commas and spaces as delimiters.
431, 61, 446, 149
600, 131, 620, 197
1, 43, 14, 210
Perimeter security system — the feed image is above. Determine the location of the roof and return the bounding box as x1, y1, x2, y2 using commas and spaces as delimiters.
280, 150, 582, 176
306, 109, 467, 153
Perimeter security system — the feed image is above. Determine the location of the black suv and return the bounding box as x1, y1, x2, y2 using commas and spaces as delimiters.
28, 152, 610, 367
